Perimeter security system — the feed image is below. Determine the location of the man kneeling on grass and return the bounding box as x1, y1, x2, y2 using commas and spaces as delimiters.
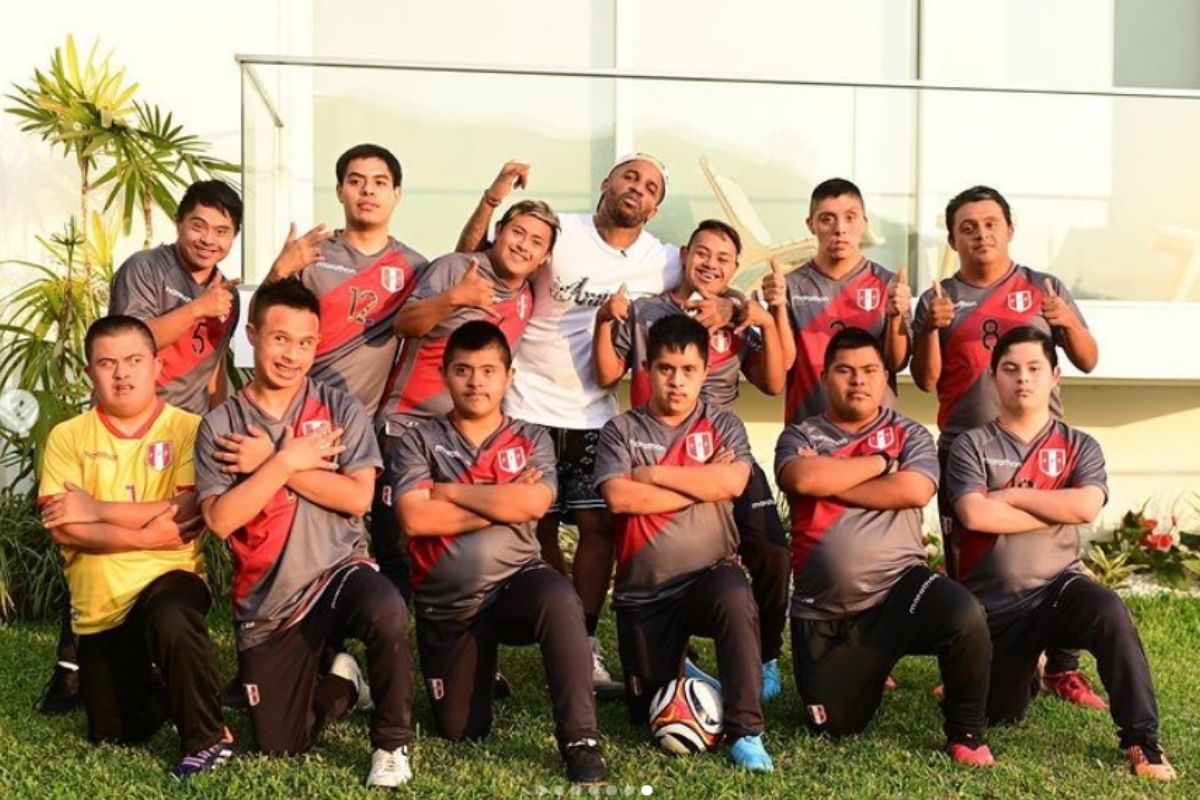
196, 280, 415, 788
774, 326, 995, 767
947, 326, 1177, 782
594, 314, 773, 771
391, 320, 608, 786
39, 315, 229, 777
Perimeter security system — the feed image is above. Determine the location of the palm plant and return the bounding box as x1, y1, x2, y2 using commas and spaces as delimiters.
0, 218, 114, 482
95, 101, 239, 249
5, 35, 138, 280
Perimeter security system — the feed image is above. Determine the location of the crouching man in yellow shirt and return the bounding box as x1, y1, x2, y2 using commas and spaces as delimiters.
38, 315, 229, 778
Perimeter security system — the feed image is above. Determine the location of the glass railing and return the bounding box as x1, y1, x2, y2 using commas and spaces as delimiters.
239, 57, 1200, 379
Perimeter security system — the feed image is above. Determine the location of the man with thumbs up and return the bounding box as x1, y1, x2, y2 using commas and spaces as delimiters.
765, 178, 912, 425
372, 200, 561, 595
109, 180, 245, 415
912, 185, 1101, 709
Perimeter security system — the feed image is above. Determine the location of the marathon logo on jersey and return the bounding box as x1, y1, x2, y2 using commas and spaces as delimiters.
807, 704, 828, 726
856, 287, 881, 311
710, 328, 732, 354
866, 427, 895, 451
300, 419, 332, 437
380, 266, 406, 293
1007, 290, 1034, 313
145, 441, 173, 471
685, 431, 715, 462
1038, 448, 1067, 478
496, 445, 528, 475
518, 293, 530, 320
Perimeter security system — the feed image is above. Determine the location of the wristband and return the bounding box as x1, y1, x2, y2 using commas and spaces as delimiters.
878, 453, 895, 477
482, 191, 502, 208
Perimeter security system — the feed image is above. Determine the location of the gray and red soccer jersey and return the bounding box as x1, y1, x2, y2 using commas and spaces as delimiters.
774, 408, 938, 621
784, 259, 897, 423
611, 292, 762, 413
945, 419, 1108, 618
195, 378, 382, 649
388, 415, 556, 621
913, 264, 1088, 452
592, 403, 753, 608
375, 251, 533, 434
299, 231, 427, 414
109, 244, 240, 414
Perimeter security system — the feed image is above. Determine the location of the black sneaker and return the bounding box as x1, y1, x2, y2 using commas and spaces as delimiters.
35, 662, 81, 715
562, 738, 608, 785
221, 677, 247, 710
494, 670, 512, 701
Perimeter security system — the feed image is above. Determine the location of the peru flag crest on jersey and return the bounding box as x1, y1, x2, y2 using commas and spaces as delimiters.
380, 266, 406, 293
867, 427, 896, 451
1007, 290, 1034, 313
856, 287, 881, 311
685, 430, 715, 462
301, 419, 332, 436
710, 328, 732, 354
496, 445, 527, 475
145, 440, 174, 471
1038, 448, 1067, 478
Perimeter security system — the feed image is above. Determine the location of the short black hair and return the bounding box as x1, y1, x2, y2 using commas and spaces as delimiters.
250, 279, 321, 328
686, 219, 742, 256
822, 326, 885, 372
646, 314, 709, 367
85, 315, 157, 363
990, 325, 1058, 372
945, 185, 1012, 232
443, 320, 512, 370
336, 143, 402, 187
176, 180, 243, 233
809, 178, 864, 216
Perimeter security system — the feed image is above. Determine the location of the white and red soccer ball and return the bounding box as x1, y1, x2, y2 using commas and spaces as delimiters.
648, 677, 724, 755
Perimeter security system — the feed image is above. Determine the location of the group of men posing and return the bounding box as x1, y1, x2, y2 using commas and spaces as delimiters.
33, 144, 1177, 786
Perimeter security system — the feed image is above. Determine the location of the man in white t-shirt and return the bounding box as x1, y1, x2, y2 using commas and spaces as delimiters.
456, 156, 732, 694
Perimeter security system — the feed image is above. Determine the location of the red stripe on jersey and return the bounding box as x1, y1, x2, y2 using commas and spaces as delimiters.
314, 249, 418, 358
230, 393, 334, 605
158, 316, 231, 385
936, 273, 1043, 430
787, 420, 908, 577
383, 287, 533, 417
408, 424, 536, 592
613, 416, 719, 570
786, 269, 887, 423
956, 426, 1074, 580
96, 400, 166, 440
629, 327, 745, 408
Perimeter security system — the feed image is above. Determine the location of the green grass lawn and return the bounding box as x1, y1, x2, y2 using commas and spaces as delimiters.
1, 596, 1196, 799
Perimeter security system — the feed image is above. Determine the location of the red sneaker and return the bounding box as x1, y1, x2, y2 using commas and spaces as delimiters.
1043, 670, 1107, 710
1125, 743, 1178, 782
947, 737, 995, 768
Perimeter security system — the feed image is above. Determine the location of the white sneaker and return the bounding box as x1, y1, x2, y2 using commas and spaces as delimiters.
588, 636, 624, 698
367, 745, 413, 788
330, 652, 374, 712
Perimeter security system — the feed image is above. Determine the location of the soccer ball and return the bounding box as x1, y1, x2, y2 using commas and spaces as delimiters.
648, 677, 724, 754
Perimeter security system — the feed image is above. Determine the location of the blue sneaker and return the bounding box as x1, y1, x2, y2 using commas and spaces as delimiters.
730, 734, 774, 772
761, 659, 782, 701
684, 658, 722, 692
172, 741, 231, 779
